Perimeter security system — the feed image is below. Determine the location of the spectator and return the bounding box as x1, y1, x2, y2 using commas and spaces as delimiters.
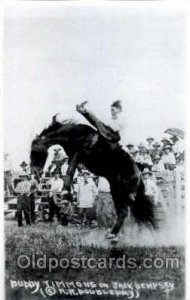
28, 173, 38, 224
50, 147, 65, 173
20, 161, 29, 173
146, 137, 154, 154
161, 145, 176, 171
152, 155, 165, 172
43, 145, 67, 176
4, 152, 14, 196
142, 168, 158, 204
137, 143, 145, 155
77, 170, 98, 225
170, 135, 184, 159
130, 147, 139, 161
48, 170, 64, 222
161, 138, 172, 150
61, 156, 69, 177
136, 147, 153, 169
151, 142, 162, 161
15, 172, 32, 227
126, 143, 134, 154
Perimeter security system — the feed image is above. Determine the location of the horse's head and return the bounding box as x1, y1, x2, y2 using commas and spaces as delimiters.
30, 135, 49, 174
30, 116, 64, 173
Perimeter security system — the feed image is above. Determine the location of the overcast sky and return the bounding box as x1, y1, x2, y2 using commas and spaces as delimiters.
4, 4, 187, 169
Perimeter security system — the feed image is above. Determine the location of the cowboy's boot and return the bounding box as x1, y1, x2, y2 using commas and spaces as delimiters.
76, 101, 88, 113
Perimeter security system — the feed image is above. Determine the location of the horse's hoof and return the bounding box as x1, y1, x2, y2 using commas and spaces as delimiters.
107, 233, 117, 240
110, 237, 119, 244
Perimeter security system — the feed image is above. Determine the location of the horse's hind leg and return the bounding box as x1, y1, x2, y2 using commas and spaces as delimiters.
110, 205, 128, 236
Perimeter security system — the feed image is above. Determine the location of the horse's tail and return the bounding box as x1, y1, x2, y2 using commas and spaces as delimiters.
130, 179, 158, 229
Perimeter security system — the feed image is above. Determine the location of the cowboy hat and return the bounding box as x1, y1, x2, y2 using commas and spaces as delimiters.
131, 147, 139, 154
19, 171, 29, 178
153, 142, 161, 148
146, 137, 154, 141
141, 147, 148, 153
161, 138, 172, 144
126, 143, 134, 148
153, 155, 161, 160
20, 161, 28, 167
163, 145, 172, 150
170, 135, 179, 142
142, 168, 152, 175
138, 143, 144, 148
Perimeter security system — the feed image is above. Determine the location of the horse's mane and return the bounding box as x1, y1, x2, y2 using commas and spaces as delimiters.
39, 119, 77, 137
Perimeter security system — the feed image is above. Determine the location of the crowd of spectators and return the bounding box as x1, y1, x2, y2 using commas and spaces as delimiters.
4, 133, 184, 228
127, 135, 184, 172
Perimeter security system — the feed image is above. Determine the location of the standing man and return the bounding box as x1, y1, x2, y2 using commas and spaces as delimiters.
135, 147, 153, 169
152, 155, 165, 172
4, 152, 14, 196
151, 142, 162, 161
170, 135, 184, 159
126, 143, 134, 154
28, 173, 38, 224
146, 137, 154, 156
161, 145, 176, 171
20, 161, 29, 173
161, 138, 172, 154
48, 170, 64, 222
77, 170, 98, 225
61, 156, 69, 177
14, 172, 32, 227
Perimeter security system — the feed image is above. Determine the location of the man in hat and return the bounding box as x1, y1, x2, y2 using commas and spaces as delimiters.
161, 138, 173, 148
48, 170, 64, 222
161, 145, 176, 171
146, 137, 154, 154
151, 142, 162, 161
14, 171, 32, 226
136, 147, 153, 169
4, 152, 14, 196
170, 135, 184, 159
50, 147, 65, 173
77, 169, 98, 226
61, 156, 69, 177
42, 145, 67, 177
126, 143, 134, 154
20, 161, 29, 173
28, 173, 39, 224
152, 155, 165, 172
137, 143, 145, 154
130, 147, 139, 161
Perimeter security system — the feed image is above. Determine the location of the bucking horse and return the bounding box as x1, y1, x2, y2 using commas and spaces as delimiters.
30, 114, 157, 238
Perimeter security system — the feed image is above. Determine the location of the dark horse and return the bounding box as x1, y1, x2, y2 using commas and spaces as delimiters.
30, 117, 156, 236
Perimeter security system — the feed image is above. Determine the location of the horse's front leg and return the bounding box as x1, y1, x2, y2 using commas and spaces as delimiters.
64, 153, 79, 191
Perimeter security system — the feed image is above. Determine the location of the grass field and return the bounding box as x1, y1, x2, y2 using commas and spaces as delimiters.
5, 219, 185, 300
